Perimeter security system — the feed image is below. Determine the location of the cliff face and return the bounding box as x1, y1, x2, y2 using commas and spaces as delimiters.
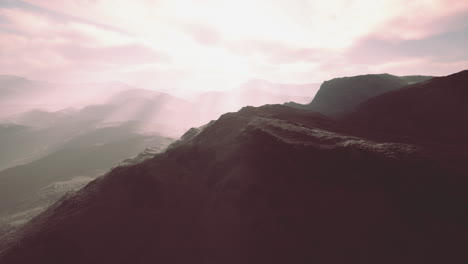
1, 102, 467, 264
309, 74, 406, 115
286, 74, 433, 115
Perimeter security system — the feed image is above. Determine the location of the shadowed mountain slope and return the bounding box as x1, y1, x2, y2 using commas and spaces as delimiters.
0, 101, 466, 263
350, 70, 468, 146
286, 74, 433, 115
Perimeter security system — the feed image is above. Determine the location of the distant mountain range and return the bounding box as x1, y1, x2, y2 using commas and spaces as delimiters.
0, 75, 133, 119
0, 75, 319, 240
1, 70, 466, 264
1, 75, 319, 137
193, 80, 318, 124
0, 122, 173, 238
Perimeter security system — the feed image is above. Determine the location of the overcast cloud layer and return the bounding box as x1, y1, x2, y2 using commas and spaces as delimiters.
1, 0, 468, 93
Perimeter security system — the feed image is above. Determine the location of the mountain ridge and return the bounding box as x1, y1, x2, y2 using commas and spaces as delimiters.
1, 102, 466, 263
349, 69, 468, 145
286, 73, 433, 115
1, 71, 467, 264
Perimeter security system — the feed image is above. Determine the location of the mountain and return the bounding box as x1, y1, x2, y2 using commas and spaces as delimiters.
7, 87, 195, 137
0, 123, 173, 237
1, 83, 466, 264
0, 124, 41, 171
0, 122, 93, 171
99, 89, 196, 136
0, 75, 48, 119
286, 74, 433, 115
349, 70, 468, 146
0, 84, 182, 237
0, 76, 132, 120
0, 107, 151, 171
2, 75, 318, 138
0, 75, 34, 97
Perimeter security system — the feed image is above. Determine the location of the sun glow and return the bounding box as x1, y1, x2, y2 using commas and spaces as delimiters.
1, 0, 468, 93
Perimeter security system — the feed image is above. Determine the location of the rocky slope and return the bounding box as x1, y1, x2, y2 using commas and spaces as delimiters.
286, 74, 432, 115
0, 99, 466, 263
350, 70, 468, 146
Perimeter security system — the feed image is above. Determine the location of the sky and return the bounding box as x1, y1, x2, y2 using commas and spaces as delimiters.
1, 0, 468, 94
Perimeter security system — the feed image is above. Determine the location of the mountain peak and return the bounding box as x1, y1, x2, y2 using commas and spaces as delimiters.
286, 73, 434, 115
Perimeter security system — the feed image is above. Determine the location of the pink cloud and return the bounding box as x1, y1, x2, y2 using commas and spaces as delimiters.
55, 44, 170, 65
370, 0, 468, 40
1, 0, 468, 93
226, 40, 330, 64
181, 23, 221, 45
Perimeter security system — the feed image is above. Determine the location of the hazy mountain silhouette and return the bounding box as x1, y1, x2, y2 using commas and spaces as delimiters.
0, 106, 156, 171
0, 75, 35, 98
0, 75, 49, 119
193, 79, 318, 122
2, 75, 319, 138
0, 76, 133, 120
0, 83, 182, 236
0, 123, 173, 237
0, 124, 43, 171
0, 121, 103, 171
286, 74, 433, 115
1, 70, 466, 264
